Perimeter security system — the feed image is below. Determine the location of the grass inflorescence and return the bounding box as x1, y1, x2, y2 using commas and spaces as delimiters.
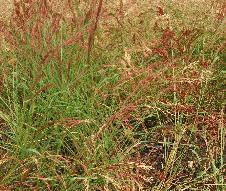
0, 0, 225, 190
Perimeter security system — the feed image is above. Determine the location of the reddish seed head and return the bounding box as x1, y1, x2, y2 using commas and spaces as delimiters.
157, 6, 164, 16
159, 172, 166, 180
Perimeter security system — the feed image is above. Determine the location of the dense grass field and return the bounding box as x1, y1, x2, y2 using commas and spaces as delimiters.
0, 0, 225, 190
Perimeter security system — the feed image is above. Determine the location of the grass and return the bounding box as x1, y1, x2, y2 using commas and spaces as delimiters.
0, 0, 225, 190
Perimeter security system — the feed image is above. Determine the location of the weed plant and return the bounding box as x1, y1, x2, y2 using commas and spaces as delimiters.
0, 0, 225, 190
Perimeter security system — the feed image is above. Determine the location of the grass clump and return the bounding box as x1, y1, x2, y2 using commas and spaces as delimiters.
0, 0, 225, 190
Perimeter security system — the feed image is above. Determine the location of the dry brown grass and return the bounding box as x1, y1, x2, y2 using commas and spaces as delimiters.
0, 0, 225, 190
0, 0, 13, 21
